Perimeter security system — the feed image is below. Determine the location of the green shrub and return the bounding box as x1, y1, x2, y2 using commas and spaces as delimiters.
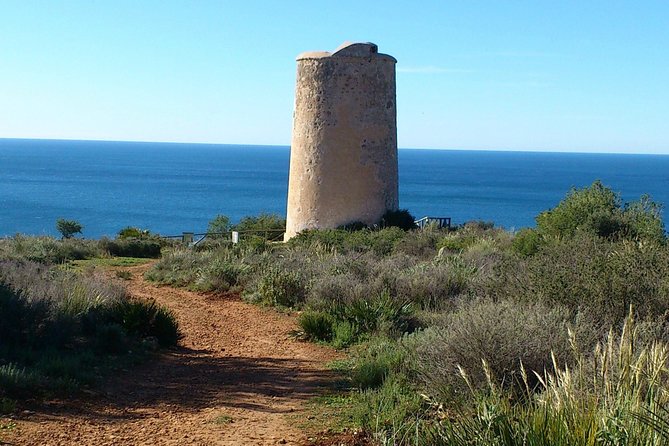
492, 233, 669, 324
0, 397, 16, 414
194, 257, 250, 292
149, 306, 182, 347
511, 227, 544, 256
622, 194, 666, 243
338, 221, 368, 231
393, 229, 442, 258
115, 270, 132, 280
379, 209, 417, 231
145, 248, 205, 286
234, 213, 286, 239
100, 238, 161, 258
394, 259, 474, 310
35, 350, 95, 382
298, 310, 334, 342
0, 236, 100, 264
332, 321, 356, 349
95, 323, 129, 354
330, 290, 415, 340
0, 282, 47, 346
437, 223, 504, 255
352, 376, 428, 443
117, 227, 154, 239
289, 227, 406, 256
350, 338, 408, 390
115, 300, 181, 347
430, 313, 669, 446
415, 299, 586, 403
343, 228, 406, 255
289, 229, 350, 252
0, 260, 180, 399
0, 364, 43, 397
254, 268, 306, 307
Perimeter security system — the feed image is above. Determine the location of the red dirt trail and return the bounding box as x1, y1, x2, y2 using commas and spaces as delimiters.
2, 263, 342, 445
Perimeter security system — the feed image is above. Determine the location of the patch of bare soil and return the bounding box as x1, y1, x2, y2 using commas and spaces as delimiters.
304, 429, 376, 446
3, 263, 344, 445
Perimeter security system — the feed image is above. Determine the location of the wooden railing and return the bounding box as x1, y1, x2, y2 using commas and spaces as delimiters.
165, 217, 451, 247
163, 229, 285, 246
414, 216, 451, 229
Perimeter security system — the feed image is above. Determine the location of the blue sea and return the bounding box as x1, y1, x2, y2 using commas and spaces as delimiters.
1, 138, 668, 238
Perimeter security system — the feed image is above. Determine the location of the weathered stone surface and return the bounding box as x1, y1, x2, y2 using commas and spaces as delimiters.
285, 42, 398, 239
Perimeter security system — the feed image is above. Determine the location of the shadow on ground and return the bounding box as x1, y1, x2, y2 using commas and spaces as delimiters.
21, 347, 341, 423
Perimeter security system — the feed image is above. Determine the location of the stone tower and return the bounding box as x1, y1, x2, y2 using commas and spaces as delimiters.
284, 42, 398, 240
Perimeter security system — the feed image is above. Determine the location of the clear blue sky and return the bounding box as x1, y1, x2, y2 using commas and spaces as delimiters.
1, 1, 668, 153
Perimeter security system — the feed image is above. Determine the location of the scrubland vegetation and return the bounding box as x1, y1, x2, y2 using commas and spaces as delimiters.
0, 228, 180, 414
3, 181, 669, 445
147, 181, 669, 445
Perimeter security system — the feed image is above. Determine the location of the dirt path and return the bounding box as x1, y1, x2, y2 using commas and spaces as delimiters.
4, 264, 341, 445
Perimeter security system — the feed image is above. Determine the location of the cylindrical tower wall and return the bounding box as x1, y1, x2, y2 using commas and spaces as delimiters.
285, 42, 398, 239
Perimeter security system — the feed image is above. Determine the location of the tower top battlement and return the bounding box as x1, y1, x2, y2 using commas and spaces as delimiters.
296, 41, 396, 62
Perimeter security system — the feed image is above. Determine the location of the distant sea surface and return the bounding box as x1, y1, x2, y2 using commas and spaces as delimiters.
1, 139, 668, 238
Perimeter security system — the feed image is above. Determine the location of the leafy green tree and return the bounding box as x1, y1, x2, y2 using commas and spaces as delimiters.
233, 214, 285, 235
536, 180, 621, 238
207, 215, 231, 237
517, 181, 665, 255
56, 218, 83, 239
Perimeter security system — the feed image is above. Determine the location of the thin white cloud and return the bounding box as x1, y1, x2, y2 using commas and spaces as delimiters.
397, 66, 473, 74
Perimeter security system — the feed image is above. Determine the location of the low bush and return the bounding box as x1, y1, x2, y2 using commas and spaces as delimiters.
100, 238, 162, 258
379, 209, 417, 230
289, 229, 350, 252
194, 257, 251, 292
349, 337, 409, 390
332, 321, 357, 349
298, 310, 334, 342
117, 227, 154, 239
394, 258, 475, 310
427, 313, 669, 445
94, 323, 129, 354
251, 267, 306, 307
110, 299, 181, 347
0, 364, 44, 398
0, 235, 100, 264
0, 260, 180, 398
414, 299, 587, 403
490, 233, 669, 324
352, 376, 429, 444
329, 290, 416, 341
289, 227, 407, 255
145, 248, 206, 287
233, 213, 286, 239
392, 229, 442, 258
511, 227, 544, 256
